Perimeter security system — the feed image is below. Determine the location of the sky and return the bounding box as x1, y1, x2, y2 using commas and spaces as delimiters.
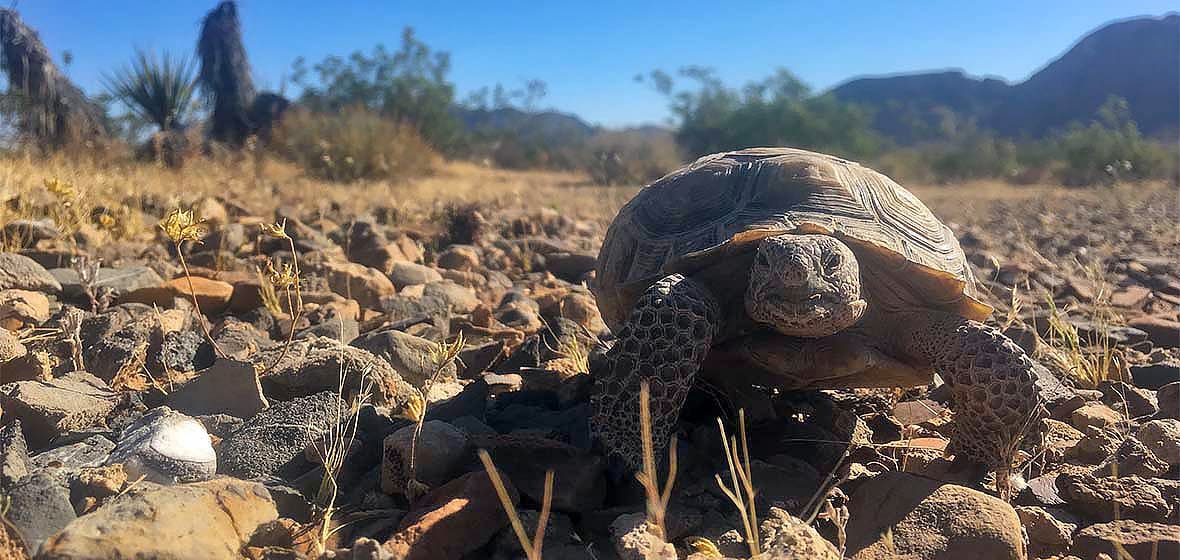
19, 1, 1179, 128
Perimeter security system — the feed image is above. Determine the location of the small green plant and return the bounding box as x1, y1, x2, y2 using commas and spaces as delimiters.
478, 449, 554, 560
103, 49, 196, 134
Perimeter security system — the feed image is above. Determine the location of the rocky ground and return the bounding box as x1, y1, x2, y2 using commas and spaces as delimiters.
0, 166, 1177, 560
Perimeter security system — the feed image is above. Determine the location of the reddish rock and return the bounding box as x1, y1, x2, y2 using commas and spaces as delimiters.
384, 471, 517, 560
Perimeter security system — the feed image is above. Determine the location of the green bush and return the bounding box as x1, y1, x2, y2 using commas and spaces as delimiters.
274, 106, 437, 182
642, 67, 883, 161
1052, 97, 1172, 186
291, 28, 462, 155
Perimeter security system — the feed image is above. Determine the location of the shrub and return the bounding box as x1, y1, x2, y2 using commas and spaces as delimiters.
585, 128, 683, 185
1052, 97, 1172, 186
274, 106, 438, 183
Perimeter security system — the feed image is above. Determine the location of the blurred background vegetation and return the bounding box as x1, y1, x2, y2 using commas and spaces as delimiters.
0, 2, 1175, 187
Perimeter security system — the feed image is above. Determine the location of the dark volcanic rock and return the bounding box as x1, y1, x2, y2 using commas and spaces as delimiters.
218, 391, 346, 479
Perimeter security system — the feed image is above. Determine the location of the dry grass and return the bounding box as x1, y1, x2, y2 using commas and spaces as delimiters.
635, 380, 677, 542
714, 410, 760, 557
477, 449, 554, 560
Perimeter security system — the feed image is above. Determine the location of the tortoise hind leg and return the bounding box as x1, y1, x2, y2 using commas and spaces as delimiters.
591, 273, 720, 472
897, 311, 1046, 475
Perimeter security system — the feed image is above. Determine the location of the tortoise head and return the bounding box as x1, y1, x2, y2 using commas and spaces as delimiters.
745, 233, 867, 337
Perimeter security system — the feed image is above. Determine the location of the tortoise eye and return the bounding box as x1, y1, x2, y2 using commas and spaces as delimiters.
823, 252, 843, 271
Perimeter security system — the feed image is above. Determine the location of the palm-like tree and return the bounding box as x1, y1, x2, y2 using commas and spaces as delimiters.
103, 49, 197, 133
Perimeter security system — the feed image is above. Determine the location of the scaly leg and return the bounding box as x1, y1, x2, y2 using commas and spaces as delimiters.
591, 274, 720, 472
897, 311, 1046, 473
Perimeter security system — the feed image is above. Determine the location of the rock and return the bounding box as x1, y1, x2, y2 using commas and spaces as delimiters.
30, 435, 115, 470
0, 327, 26, 363
1138, 419, 1180, 466
480, 437, 606, 513
0, 253, 61, 293
389, 262, 442, 290
50, 265, 163, 300
556, 292, 606, 334
166, 359, 269, 418
122, 276, 234, 314
1132, 360, 1180, 389
0, 371, 117, 449
1128, 316, 1180, 348
757, 507, 841, 559
152, 329, 214, 373
1095, 436, 1169, 477
1070, 402, 1123, 434
436, 245, 480, 271
1068, 429, 1121, 464
423, 281, 480, 314
491, 509, 575, 558
544, 252, 596, 282
218, 391, 346, 479
384, 470, 518, 560
1017, 475, 1067, 508
381, 420, 469, 494
68, 463, 128, 515
352, 329, 456, 388
322, 260, 396, 310
1057, 473, 1170, 522
2, 218, 59, 248
1072, 520, 1180, 559
0, 289, 50, 329
38, 478, 278, 560
845, 472, 1025, 560
0, 420, 29, 487
79, 312, 153, 383
107, 407, 216, 484
609, 513, 677, 560
5, 470, 75, 552
1109, 285, 1153, 308
1159, 382, 1179, 420
1016, 506, 1079, 557
1098, 380, 1159, 418
1003, 322, 1040, 355
1041, 418, 1085, 462
255, 336, 414, 410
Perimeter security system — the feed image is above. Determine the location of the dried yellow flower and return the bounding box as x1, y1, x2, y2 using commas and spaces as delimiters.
158, 208, 208, 243
684, 536, 723, 558
44, 178, 76, 199
96, 214, 116, 229
259, 219, 290, 240
264, 258, 298, 289
399, 390, 426, 423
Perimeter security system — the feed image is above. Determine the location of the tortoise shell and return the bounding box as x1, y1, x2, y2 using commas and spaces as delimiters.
592, 147, 991, 332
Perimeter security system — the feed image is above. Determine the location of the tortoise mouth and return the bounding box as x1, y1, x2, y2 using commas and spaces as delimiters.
747, 291, 867, 337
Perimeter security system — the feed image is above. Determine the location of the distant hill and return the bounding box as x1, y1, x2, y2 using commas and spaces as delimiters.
831, 14, 1179, 142
454, 106, 596, 145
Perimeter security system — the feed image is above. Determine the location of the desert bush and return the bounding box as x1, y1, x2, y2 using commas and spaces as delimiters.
642, 67, 883, 161
274, 106, 438, 182
585, 128, 683, 185
1052, 97, 1173, 186
291, 28, 462, 155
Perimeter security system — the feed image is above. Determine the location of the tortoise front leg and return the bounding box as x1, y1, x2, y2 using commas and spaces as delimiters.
896, 311, 1047, 474
591, 274, 720, 472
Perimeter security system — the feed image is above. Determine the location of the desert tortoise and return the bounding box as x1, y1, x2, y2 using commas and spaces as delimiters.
591, 147, 1055, 475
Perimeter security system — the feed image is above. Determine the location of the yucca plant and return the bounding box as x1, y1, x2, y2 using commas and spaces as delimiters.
103, 49, 197, 133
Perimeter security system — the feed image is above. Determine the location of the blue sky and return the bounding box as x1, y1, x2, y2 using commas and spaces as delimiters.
22, 1, 1178, 127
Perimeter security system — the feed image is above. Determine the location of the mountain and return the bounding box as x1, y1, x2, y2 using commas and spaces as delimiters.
454, 106, 596, 144
830, 14, 1179, 142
